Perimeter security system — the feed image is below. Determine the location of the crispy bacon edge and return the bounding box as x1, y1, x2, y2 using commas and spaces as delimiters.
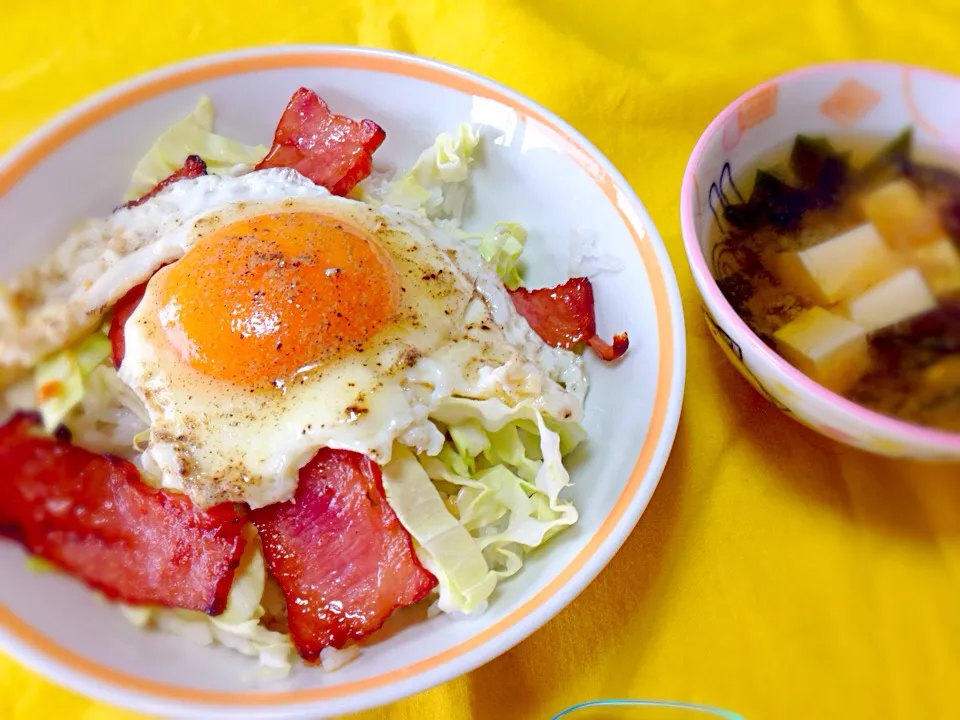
121, 154, 208, 210
509, 277, 629, 361
109, 279, 149, 367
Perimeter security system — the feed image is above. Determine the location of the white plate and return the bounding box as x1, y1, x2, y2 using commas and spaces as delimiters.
0, 46, 685, 719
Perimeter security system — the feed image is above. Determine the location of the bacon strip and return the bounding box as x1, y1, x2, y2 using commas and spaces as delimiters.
109, 279, 150, 367
509, 277, 629, 361
122, 154, 208, 209
255, 88, 386, 196
0, 413, 246, 613
251, 448, 436, 661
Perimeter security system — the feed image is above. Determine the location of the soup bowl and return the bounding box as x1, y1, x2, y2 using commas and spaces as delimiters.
680, 61, 960, 461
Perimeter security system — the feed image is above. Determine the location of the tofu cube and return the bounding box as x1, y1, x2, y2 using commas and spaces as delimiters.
913, 237, 960, 297
839, 267, 937, 333
922, 355, 960, 393
772, 223, 899, 304
861, 179, 944, 249
774, 307, 872, 393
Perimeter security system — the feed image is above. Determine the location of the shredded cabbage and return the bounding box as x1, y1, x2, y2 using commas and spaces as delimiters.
33, 330, 112, 432
380, 444, 498, 614
125, 96, 267, 199
217, 525, 266, 625
379, 124, 480, 222
471, 222, 527, 290
118, 605, 153, 627
25, 556, 58, 574
383, 398, 583, 614
355, 126, 532, 288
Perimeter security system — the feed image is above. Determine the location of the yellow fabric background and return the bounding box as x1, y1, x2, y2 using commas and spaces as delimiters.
1, 1, 959, 718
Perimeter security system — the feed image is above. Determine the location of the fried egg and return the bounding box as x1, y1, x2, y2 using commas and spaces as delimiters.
116, 173, 585, 509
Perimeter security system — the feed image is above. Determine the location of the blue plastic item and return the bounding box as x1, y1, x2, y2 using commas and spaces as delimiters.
551, 699, 745, 720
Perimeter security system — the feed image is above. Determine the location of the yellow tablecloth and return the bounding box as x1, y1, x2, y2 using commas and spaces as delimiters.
2, 1, 959, 718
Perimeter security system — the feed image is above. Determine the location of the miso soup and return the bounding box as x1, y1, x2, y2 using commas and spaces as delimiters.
711, 129, 960, 433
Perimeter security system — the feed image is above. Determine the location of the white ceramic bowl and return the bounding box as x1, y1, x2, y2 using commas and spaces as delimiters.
0, 46, 685, 718
681, 61, 960, 461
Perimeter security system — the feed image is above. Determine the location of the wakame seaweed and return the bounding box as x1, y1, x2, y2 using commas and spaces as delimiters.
723, 134, 856, 234
790, 135, 851, 205
723, 169, 810, 232
859, 128, 913, 184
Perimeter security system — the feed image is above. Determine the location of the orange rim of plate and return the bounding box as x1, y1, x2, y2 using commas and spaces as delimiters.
0, 48, 678, 708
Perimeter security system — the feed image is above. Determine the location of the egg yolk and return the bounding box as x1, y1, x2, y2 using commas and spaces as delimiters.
158, 211, 400, 386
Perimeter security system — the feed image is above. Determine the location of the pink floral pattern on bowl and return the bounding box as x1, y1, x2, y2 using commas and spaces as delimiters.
819, 79, 881, 127
680, 61, 960, 461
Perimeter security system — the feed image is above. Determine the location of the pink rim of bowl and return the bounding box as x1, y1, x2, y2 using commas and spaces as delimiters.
680, 60, 960, 455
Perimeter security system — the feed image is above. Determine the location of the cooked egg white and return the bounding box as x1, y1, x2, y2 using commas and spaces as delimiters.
113, 177, 584, 509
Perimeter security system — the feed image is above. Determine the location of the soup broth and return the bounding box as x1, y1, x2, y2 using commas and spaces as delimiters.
711, 130, 960, 432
